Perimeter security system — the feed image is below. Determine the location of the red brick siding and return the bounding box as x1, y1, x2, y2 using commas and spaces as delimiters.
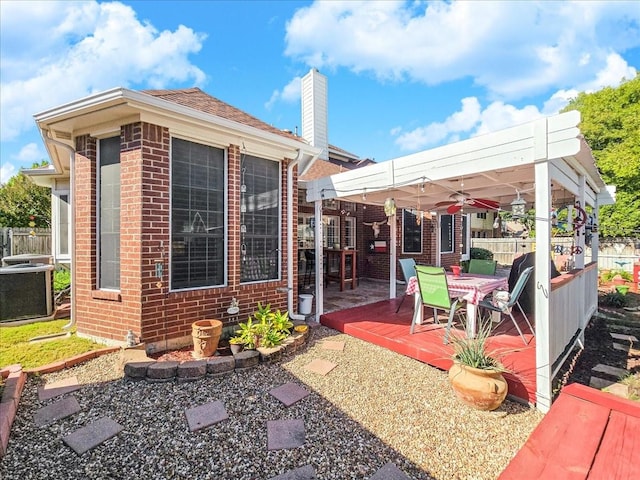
73, 123, 292, 348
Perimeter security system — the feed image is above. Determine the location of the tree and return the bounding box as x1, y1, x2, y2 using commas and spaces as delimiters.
562, 73, 640, 237
0, 162, 51, 227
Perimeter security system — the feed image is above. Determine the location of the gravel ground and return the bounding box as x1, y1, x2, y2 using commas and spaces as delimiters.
0, 325, 543, 480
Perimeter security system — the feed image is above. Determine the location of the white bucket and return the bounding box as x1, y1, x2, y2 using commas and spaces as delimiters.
298, 294, 314, 315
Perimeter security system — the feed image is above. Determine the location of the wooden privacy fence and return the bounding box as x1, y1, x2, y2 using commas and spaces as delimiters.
0, 227, 51, 260
472, 237, 640, 274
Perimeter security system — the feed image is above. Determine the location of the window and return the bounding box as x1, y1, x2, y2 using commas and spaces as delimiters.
171, 138, 226, 289
476, 212, 487, 219
297, 213, 341, 249
324, 215, 340, 248
298, 213, 315, 249
98, 136, 121, 289
240, 155, 280, 283
53, 191, 70, 262
402, 209, 422, 253
322, 198, 338, 210
440, 214, 454, 254
461, 214, 469, 259
298, 188, 313, 208
345, 217, 356, 248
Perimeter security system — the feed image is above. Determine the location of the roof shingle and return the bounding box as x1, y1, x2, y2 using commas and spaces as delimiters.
142, 88, 302, 142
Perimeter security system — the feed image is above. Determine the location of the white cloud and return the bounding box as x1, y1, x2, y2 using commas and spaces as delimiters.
14, 143, 45, 164
285, 1, 640, 99
265, 76, 302, 109
394, 97, 545, 152
392, 97, 481, 150
0, 162, 16, 185
0, 1, 207, 141
393, 49, 638, 152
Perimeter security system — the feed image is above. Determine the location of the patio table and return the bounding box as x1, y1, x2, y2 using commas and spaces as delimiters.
406, 273, 508, 337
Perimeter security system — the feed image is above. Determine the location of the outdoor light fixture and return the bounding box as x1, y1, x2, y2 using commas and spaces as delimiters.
511, 191, 526, 218
384, 197, 397, 217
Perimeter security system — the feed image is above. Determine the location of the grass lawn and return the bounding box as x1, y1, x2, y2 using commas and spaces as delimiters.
0, 319, 105, 370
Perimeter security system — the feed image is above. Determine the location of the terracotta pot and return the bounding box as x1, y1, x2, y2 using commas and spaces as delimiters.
448, 361, 508, 411
230, 343, 243, 355
192, 319, 223, 358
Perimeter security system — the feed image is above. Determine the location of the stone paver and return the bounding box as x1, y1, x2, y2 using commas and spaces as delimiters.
33, 396, 81, 427
612, 342, 630, 352
268, 464, 316, 480
38, 376, 81, 401
369, 462, 411, 480
604, 383, 629, 399
184, 401, 228, 432
321, 340, 345, 351
269, 383, 310, 407
609, 332, 638, 343
589, 376, 616, 389
304, 359, 337, 376
592, 363, 628, 378
267, 419, 305, 450
62, 417, 123, 455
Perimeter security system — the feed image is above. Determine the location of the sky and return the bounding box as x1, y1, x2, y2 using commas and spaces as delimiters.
1, 0, 639, 184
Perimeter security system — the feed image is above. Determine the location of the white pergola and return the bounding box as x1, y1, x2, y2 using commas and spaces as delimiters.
305, 110, 615, 412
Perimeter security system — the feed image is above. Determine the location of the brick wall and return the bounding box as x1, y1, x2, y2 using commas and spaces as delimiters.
73, 123, 292, 350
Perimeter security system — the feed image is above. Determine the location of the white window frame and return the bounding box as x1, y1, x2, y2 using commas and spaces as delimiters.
52, 188, 71, 264
324, 215, 340, 248
345, 216, 356, 249
97, 135, 121, 291
169, 137, 228, 290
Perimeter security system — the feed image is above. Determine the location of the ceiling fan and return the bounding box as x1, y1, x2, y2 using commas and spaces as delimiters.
434, 191, 500, 214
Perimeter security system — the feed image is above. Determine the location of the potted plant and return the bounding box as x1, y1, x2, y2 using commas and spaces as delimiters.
448, 323, 508, 411
229, 336, 245, 355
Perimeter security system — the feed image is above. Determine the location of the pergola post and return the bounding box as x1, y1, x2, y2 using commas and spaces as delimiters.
314, 199, 324, 321
534, 159, 553, 413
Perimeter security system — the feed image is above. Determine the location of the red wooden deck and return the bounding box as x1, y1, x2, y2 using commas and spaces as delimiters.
499, 383, 640, 479
320, 297, 537, 404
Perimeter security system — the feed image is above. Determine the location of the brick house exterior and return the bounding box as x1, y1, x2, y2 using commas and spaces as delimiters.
31, 87, 320, 352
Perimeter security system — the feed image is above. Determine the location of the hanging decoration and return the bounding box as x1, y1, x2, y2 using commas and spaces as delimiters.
384, 197, 396, 217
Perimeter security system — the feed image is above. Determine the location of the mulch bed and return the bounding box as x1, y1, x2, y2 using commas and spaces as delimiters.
148, 341, 233, 362
556, 289, 640, 394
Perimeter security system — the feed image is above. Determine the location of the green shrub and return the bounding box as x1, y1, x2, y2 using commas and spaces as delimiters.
53, 267, 71, 292
600, 269, 633, 282
470, 247, 493, 260
236, 302, 292, 349
600, 291, 628, 308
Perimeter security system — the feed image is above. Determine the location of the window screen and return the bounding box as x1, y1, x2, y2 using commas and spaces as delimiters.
171, 138, 225, 289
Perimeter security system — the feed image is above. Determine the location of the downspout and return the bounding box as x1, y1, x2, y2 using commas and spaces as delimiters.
287, 149, 307, 320
41, 130, 76, 330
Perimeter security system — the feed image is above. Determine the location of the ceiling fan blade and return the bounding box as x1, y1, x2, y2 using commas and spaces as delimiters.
472, 198, 500, 209
434, 201, 454, 207
446, 204, 462, 214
